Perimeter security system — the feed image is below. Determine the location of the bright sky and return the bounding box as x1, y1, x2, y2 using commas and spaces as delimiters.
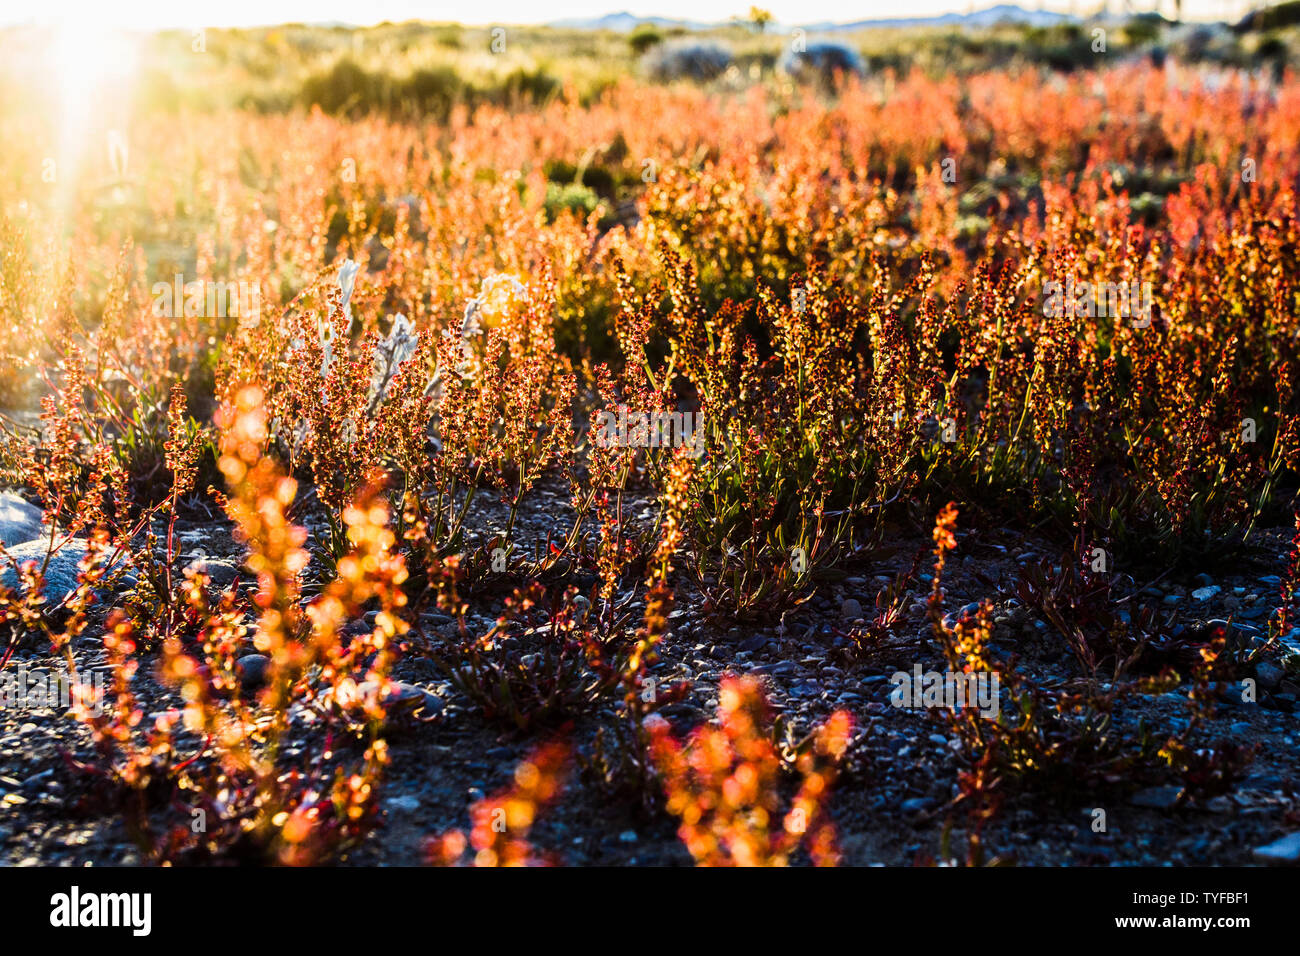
0, 0, 1257, 28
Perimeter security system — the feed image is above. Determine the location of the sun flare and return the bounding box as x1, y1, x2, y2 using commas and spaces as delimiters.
47, 18, 138, 171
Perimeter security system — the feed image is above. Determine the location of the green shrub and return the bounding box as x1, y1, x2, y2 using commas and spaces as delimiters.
299, 58, 377, 115
543, 182, 601, 222
629, 25, 664, 56
402, 66, 464, 121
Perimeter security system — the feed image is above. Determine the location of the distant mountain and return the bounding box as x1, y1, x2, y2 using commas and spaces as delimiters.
547, 11, 719, 31
547, 5, 1075, 32
806, 4, 1075, 31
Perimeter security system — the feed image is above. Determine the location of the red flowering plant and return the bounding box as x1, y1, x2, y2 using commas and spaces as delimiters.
65, 386, 409, 863
427, 741, 570, 867
647, 674, 853, 866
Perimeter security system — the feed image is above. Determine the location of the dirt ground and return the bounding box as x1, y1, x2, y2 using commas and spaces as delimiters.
2, 481, 1298, 867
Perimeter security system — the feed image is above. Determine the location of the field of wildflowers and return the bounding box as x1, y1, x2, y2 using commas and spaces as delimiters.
0, 13, 1299, 875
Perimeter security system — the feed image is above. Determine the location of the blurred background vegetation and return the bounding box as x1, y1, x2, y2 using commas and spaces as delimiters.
4, 7, 1299, 121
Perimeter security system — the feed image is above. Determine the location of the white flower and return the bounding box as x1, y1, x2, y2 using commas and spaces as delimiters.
460, 297, 483, 338
309, 259, 359, 379
369, 312, 418, 408
385, 312, 417, 365
461, 273, 526, 334
337, 259, 360, 325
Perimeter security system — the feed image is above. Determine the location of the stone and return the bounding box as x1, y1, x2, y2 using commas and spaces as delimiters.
236, 654, 270, 689
840, 598, 863, 620
1191, 585, 1220, 602
0, 537, 136, 602
1252, 832, 1300, 865
1242, 772, 1283, 790
1130, 785, 1184, 809
385, 795, 421, 814
0, 493, 43, 547
1255, 662, 1284, 691
20, 769, 54, 792
184, 557, 240, 588
1206, 619, 1263, 651
359, 680, 444, 720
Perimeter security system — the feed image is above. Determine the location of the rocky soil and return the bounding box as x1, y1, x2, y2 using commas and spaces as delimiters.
2, 487, 1299, 867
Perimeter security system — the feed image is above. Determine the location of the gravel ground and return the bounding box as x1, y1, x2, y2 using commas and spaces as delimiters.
2, 482, 1298, 867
